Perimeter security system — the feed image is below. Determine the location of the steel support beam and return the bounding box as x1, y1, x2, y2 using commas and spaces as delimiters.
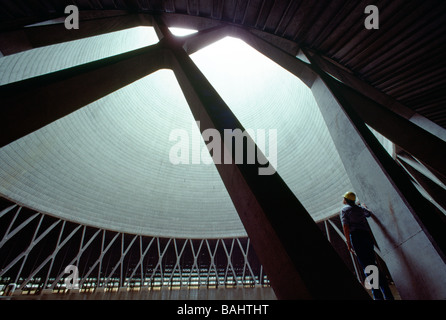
205, 240, 220, 287
156, 18, 369, 299
5, 13, 433, 299
79, 231, 120, 288
50, 227, 102, 289
168, 239, 188, 288
182, 25, 228, 55
323, 74, 446, 179
0, 215, 60, 279
306, 53, 446, 299
148, 238, 172, 287
188, 239, 204, 286
0, 200, 268, 294
221, 239, 238, 285
309, 53, 446, 255
103, 234, 137, 289
0, 204, 17, 219
397, 153, 446, 212
0, 43, 170, 148
126, 236, 155, 288
303, 50, 446, 179
228, 30, 446, 179
0, 13, 147, 56
228, 26, 317, 88
19, 223, 82, 290
236, 238, 258, 285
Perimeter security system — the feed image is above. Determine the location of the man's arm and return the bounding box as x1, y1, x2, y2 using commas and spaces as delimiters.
359, 203, 373, 217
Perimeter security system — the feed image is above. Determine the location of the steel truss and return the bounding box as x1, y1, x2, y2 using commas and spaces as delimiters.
0, 200, 268, 296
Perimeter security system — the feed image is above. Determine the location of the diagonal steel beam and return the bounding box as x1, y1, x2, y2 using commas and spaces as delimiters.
19, 223, 82, 290
104, 233, 137, 288
181, 25, 228, 55
188, 239, 204, 286
0, 207, 33, 248
50, 226, 102, 289
156, 15, 370, 299
0, 13, 145, 55
0, 215, 60, 279
205, 239, 220, 287
168, 239, 189, 287
0, 204, 17, 219
148, 238, 172, 286
80, 230, 120, 288
0, 43, 170, 148
236, 238, 258, 285
323, 72, 446, 179
303, 47, 446, 299
221, 239, 238, 285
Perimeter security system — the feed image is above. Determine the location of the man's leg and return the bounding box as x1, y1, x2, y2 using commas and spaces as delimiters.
351, 231, 385, 300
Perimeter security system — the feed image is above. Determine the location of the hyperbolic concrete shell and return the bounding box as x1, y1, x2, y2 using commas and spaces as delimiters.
0, 26, 354, 238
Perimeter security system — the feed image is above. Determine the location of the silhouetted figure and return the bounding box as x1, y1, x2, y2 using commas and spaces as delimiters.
341, 192, 394, 300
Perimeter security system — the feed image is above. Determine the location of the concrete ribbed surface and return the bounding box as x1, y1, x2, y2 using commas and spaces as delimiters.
0, 30, 354, 238
191, 37, 354, 222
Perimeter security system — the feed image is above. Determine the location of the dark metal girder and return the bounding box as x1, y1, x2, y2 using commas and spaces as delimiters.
0, 43, 170, 148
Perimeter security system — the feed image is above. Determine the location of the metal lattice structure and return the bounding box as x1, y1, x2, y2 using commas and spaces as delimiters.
0, 200, 268, 296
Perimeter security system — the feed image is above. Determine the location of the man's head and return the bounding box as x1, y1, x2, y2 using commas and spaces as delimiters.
343, 191, 356, 206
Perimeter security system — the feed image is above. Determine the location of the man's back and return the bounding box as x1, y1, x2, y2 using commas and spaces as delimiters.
341, 204, 372, 233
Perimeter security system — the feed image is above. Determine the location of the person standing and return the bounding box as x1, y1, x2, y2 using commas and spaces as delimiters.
341, 191, 394, 300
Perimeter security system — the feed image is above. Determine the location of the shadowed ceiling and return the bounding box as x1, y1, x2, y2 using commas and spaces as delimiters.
1, 0, 445, 128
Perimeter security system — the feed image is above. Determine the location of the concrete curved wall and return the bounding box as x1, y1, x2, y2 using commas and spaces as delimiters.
0, 28, 353, 238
